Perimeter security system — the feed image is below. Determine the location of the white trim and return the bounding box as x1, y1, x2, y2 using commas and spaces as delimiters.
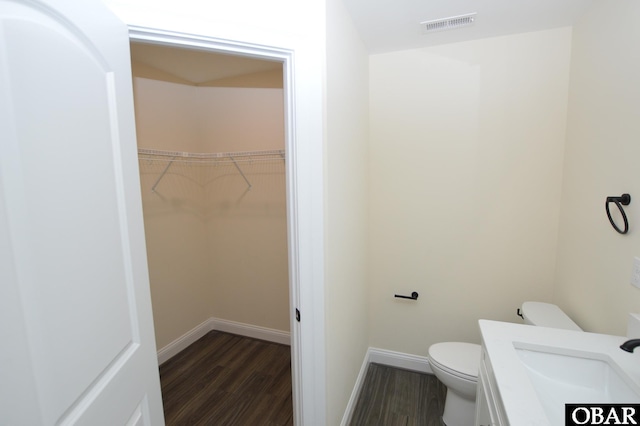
368, 347, 432, 374
210, 318, 290, 346
156, 318, 213, 365
156, 317, 291, 365
340, 347, 434, 425
340, 350, 371, 426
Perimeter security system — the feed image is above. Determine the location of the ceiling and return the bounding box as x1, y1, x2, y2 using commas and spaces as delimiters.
130, 1, 595, 83
342, 0, 595, 54
130, 42, 282, 85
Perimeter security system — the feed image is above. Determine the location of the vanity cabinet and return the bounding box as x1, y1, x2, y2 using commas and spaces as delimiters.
475, 378, 492, 426
475, 345, 506, 426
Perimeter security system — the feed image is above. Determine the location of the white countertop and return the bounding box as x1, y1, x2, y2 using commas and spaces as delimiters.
479, 319, 640, 425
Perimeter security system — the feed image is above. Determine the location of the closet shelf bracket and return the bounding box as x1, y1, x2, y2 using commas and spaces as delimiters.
230, 156, 252, 190
151, 156, 176, 193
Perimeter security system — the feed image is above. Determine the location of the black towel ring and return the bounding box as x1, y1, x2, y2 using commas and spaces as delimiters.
606, 194, 631, 234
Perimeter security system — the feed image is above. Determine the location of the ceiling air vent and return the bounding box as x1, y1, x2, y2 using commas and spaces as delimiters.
420, 13, 477, 34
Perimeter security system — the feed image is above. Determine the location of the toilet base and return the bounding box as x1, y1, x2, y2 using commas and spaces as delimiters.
442, 388, 476, 426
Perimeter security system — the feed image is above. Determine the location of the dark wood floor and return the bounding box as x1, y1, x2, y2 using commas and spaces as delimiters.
350, 363, 447, 426
159, 331, 293, 425
160, 332, 445, 426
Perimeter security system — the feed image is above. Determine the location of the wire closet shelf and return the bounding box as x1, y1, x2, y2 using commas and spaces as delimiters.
137, 148, 285, 192
138, 148, 285, 164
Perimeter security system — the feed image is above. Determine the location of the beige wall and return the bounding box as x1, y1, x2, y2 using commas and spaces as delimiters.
135, 79, 210, 349
111, 0, 640, 422
368, 28, 573, 355
195, 86, 285, 152
325, 0, 370, 422
555, 1, 640, 335
134, 78, 202, 152
133, 77, 288, 348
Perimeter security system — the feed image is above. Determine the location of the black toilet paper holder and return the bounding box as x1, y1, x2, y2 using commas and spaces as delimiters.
395, 291, 419, 300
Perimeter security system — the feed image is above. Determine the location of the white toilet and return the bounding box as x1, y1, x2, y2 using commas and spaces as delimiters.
428, 301, 581, 426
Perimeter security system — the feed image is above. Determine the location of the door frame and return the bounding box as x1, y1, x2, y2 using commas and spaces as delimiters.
127, 26, 325, 425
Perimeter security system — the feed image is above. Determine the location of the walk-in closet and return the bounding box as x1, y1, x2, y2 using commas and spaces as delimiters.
130, 42, 292, 422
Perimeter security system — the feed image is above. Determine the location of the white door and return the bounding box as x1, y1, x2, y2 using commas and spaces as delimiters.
0, 0, 164, 425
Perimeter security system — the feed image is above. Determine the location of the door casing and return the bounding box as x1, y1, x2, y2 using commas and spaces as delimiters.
127, 25, 325, 425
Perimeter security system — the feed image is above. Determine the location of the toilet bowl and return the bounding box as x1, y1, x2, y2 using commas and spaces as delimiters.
428, 301, 581, 426
428, 342, 480, 426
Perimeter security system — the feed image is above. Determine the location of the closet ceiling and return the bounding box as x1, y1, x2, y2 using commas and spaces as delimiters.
342, 0, 595, 54
130, 42, 282, 86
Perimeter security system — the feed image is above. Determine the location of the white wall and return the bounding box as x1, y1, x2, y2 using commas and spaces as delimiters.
555, 1, 640, 335
325, 0, 369, 423
368, 28, 573, 355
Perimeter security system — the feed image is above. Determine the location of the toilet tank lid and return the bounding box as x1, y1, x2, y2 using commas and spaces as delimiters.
521, 301, 582, 331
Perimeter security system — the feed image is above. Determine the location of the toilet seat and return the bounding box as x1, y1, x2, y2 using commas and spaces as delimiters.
428, 342, 481, 381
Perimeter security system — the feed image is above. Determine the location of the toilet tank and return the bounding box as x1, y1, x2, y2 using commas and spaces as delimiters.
520, 301, 582, 331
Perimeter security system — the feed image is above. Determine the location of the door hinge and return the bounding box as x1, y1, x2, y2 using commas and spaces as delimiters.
295, 308, 300, 322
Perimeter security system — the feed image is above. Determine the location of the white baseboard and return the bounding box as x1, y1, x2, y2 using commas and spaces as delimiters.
156, 317, 290, 365
210, 318, 291, 346
340, 347, 433, 425
368, 347, 432, 374
340, 350, 371, 426
156, 318, 213, 365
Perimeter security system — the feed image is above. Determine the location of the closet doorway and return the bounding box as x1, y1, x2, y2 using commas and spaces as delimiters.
129, 41, 295, 422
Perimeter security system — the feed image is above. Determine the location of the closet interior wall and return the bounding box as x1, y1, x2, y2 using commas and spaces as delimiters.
132, 70, 288, 350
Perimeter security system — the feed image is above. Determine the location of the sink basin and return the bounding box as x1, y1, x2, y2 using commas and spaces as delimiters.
515, 344, 640, 424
